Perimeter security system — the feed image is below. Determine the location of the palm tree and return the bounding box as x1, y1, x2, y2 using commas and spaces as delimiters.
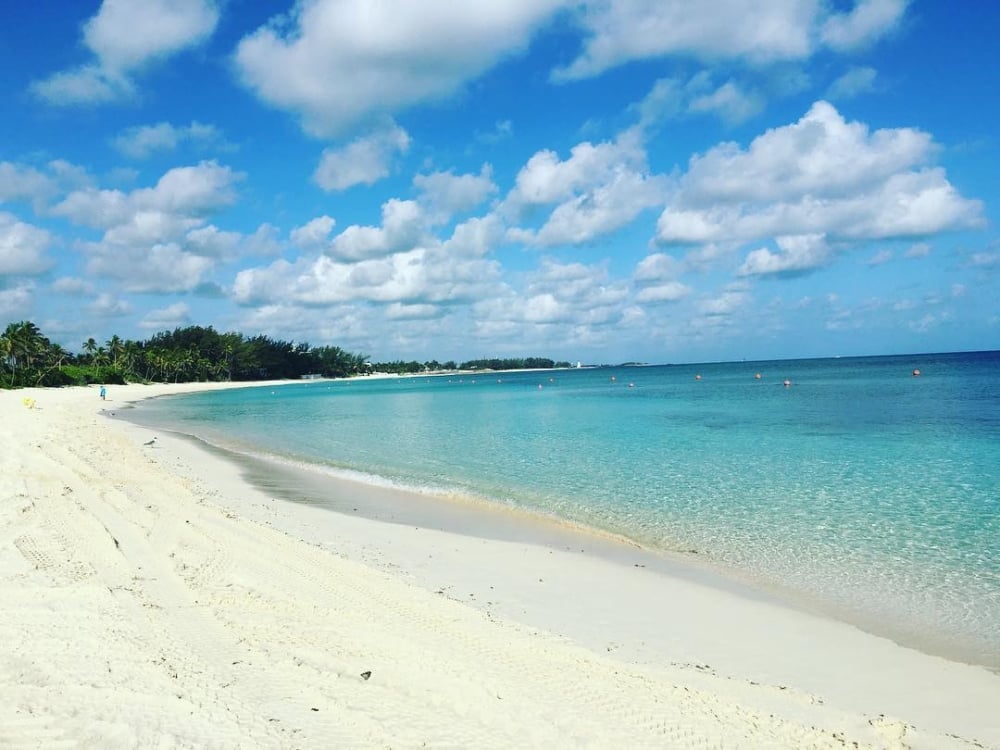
0, 325, 15, 386
106, 335, 124, 370
3, 321, 47, 386
82, 337, 98, 363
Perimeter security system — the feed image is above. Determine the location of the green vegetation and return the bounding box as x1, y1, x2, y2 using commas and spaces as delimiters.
1, 320, 573, 389
458, 357, 572, 371
369, 357, 572, 374
1, 321, 368, 389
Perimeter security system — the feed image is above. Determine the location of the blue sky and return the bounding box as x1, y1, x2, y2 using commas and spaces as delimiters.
1, 1, 997, 364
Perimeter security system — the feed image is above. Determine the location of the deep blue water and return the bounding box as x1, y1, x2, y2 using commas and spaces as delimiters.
132, 351, 1000, 666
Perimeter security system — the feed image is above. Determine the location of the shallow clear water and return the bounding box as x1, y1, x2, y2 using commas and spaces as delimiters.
133, 352, 1000, 666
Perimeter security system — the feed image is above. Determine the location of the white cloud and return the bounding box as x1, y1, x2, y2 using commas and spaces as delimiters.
440, 215, 505, 259
291, 216, 336, 252
314, 124, 411, 191
636, 281, 692, 303
821, 0, 908, 52
242, 224, 284, 258
520, 259, 631, 325
634, 74, 763, 130
556, 0, 910, 80
84, 241, 214, 293
0, 212, 54, 275
865, 248, 893, 266
657, 102, 983, 248
53, 161, 240, 229
235, 0, 563, 137
633, 252, 692, 302
88, 292, 131, 317
0, 162, 57, 207
969, 251, 1000, 269
51, 162, 240, 293
385, 303, 441, 321
329, 199, 425, 262
697, 286, 753, 317
112, 121, 222, 159
738, 234, 832, 277
140, 302, 193, 330
0, 283, 34, 318
32, 0, 219, 105
505, 129, 667, 246
184, 225, 242, 258
826, 66, 878, 100
687, 80, 763, 125
233, 245, 503, 309
555, 0, 817, 81
414, 165, 498, 221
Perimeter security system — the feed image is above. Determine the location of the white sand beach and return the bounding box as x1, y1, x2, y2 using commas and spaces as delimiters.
2, 382, 998, 749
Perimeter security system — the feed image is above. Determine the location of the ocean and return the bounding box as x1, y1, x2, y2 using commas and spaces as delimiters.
128, 351, 1000, 668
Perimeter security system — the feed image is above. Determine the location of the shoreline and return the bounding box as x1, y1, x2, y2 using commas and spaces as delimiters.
3, 381, 999, 747
125, 380, 1000, 673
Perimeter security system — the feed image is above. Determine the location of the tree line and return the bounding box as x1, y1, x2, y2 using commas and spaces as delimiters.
368, 357, 571, 374
1, 321, 368, 388
1, 320, 573, 389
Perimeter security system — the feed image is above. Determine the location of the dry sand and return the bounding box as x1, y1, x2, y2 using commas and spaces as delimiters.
1, 381, 998, 749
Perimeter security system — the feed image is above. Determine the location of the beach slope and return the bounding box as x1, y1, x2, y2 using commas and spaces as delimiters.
1, 383, 997, 748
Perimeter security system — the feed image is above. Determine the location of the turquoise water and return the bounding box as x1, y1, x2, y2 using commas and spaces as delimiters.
132, 352, 1000, 667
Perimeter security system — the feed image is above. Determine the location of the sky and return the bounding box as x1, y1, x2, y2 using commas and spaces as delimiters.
1, 0, 998, 364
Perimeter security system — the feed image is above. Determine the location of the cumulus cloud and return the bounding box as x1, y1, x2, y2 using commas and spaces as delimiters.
557, 0, 910, 81
235, 0, 563, 137
633, 73, 763, 130
84, 241, 214, 293
0, 212, 54, 276
826, 66, 879, 100
291, 216, 336, 252
865, 249, 893, 266
313, 124, 411, 191
633, 252, 692, 303
31, 0, 219, 105
515, 259, 631, 326
414, 165, 498, 221
738, 234, 833, 277
328, 199, 426, 262
905, 242, 931, 258
112, 121, 223, 159
505, 130, 667, 246
555, 0, 815, 81
656, 101, 983, 249
0, 283, 35, 318
687, 80, 764, 125
821, 0, 909, 52
0, 162, 58, 208
88, 292, 131, 317
139, 302, 192, 330
53, 161, 239, 229
233, 245, 503, 309
51, 161, 241, 293
440, 215, 505, 258
697, 285, 753, 317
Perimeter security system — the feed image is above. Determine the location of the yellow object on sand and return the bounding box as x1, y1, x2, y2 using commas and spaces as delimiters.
22, 397, 36, 409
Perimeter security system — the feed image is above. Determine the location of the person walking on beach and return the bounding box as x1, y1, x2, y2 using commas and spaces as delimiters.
99, 385, 106, 400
